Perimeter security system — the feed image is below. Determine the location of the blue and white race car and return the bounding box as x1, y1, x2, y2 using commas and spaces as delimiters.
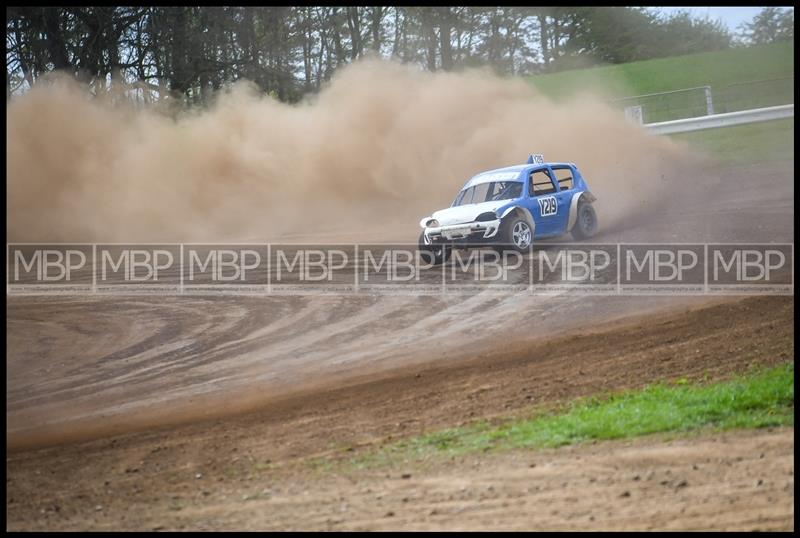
418, 155, 598, 263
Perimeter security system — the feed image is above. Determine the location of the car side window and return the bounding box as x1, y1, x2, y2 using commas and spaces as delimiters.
551, 166, 574, 190
529, 169, 558, 196
489, 181, 522, 201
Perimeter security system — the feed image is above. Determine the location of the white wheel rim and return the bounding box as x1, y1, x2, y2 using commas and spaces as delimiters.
512, 222, 531, 248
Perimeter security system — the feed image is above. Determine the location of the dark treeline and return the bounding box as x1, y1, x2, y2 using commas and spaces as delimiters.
4, 6, 771, 104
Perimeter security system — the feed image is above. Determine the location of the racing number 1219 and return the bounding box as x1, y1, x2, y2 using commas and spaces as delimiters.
538, 196, 557, 217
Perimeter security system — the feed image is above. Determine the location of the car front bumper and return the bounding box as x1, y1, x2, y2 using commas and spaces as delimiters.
423, 219, 502, 243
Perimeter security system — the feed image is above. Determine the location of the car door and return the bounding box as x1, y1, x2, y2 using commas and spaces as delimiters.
526, 167, 562, 237
548, 165, 575, 235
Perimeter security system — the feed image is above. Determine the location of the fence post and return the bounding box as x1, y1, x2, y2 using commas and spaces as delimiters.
624, 105, 644, 125
704, 86, 714, 116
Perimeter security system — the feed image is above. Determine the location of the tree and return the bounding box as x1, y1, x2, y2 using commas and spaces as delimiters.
739, 7, 794, 44
4, 6, 745, 105
657, 11, 731, 56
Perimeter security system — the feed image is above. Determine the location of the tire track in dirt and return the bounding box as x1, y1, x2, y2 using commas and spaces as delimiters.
6, 162, 794, 449
4, 296, 794, 530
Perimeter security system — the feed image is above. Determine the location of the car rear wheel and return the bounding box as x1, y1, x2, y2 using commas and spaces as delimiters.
571, 201, 598, 240
418, 231, 452, 265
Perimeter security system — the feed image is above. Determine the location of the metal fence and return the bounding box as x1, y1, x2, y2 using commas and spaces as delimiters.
612, 86, 713, 124
612, 77, 794, 124
714, 77, 794, 114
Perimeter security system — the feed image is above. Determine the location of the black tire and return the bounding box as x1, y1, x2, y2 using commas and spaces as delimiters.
418, 231, 452, 265
496, 214, 533, 254
571, 201, 598, 240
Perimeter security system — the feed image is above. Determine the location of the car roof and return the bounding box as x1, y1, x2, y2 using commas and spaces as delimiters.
462, 162, 575, 189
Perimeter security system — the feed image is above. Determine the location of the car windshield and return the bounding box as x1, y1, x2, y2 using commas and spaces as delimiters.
453, 181, 523, 206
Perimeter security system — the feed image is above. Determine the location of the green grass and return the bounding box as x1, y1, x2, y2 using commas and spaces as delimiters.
348, 362, 793, 469
670, 118, 794, 164
529, 41, 794, 99
527, 41, 794, 123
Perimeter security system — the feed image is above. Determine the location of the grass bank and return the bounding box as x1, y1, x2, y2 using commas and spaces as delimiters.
345, 362, 793, 469
528, 41, 794, 100
669, 118, 794, 164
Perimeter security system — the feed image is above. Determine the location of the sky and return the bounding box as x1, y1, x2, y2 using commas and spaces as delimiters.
649, 6, 792, 34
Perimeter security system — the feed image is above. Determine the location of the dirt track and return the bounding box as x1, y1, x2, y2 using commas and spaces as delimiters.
7, 161, 794, 450
5, 296, 794, 530
5, 160, 795, 529
84, 428, 791, 531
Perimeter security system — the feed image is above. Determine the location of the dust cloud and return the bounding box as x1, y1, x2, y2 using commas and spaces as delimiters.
7, 59, 694, 242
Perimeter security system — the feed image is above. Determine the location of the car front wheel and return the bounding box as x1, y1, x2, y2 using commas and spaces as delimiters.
496, 215, 533, 253
418, 231, 452, 265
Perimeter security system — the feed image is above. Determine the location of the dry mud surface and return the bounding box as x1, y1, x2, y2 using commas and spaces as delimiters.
7, 161, 794, 448
5, 296, 795, 530
5, 161, 795, 530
